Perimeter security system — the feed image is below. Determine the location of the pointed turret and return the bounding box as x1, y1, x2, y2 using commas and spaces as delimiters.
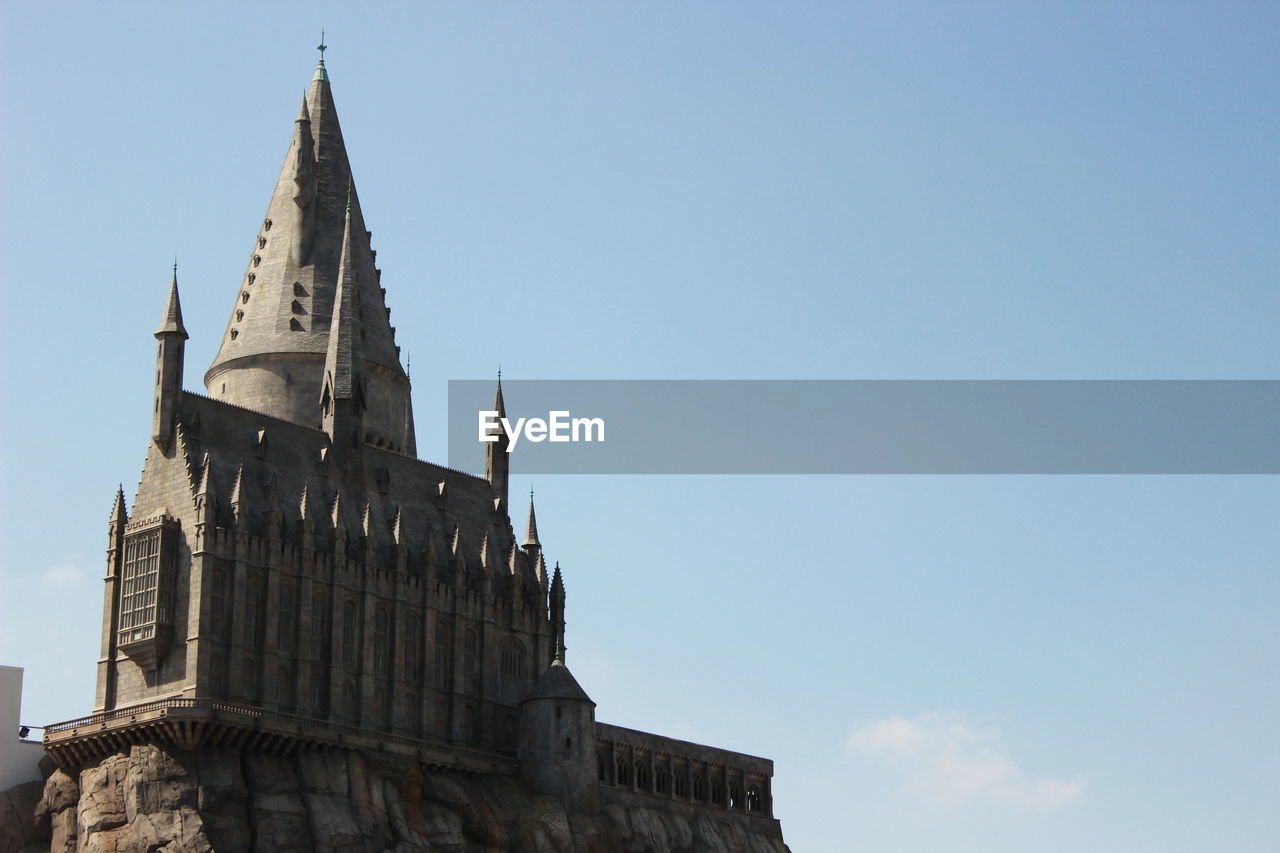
550, 562, 567, 662
523, 487, 541, 553
229, 464, 246, 526
204, 53, 411, 450
485, 372, 510, 510
320, 194, 366, 451
153, 265, 187, 451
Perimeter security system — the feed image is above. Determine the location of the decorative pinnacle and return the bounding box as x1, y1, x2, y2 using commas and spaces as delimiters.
314, 31, 329, 81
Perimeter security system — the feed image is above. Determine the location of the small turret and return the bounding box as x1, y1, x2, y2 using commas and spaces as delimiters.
320, 192, 366, 452
152, 265, 188, 451
518, 657, 599, 814
550, 562, 567, 663
485, 372, 509, 510
523, 487, 541, 555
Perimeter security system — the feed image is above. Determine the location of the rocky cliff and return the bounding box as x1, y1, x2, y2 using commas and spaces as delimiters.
3, 745, 788, 853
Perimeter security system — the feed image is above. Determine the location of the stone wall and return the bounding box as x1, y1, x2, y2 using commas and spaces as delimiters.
12, 743, 788, 853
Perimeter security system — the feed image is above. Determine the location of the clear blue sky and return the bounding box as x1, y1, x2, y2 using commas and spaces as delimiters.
1, 3, 1277, 852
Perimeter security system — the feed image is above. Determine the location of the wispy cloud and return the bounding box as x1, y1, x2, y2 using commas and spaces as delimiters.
848, 713, 1083, 813
41, 559, 86, 588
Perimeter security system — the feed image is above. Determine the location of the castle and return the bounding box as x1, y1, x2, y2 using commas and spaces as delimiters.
33, 50, 787, 852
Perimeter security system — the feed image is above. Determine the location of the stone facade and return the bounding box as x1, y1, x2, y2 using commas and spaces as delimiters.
28, 52, 788, 852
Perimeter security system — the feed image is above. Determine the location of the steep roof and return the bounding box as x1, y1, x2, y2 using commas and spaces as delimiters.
204, 57, 404, 403
523, 658, 594, 705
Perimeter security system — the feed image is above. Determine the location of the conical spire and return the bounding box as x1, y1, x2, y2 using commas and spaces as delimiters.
109, 485, 128, 527
523, 487, 540, 549
485, 370, 510, 509
205, 54, 410, 448
156, 263, 188, 338
322, 194, 362, 403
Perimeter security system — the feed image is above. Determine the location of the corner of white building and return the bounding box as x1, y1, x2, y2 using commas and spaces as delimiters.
0, 665, 46, 791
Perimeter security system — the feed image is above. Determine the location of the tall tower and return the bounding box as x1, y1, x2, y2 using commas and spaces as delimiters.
203, 48, 411, 452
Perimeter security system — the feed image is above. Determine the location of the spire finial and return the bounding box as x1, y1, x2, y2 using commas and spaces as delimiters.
345, 181, 352, 217
172, 255, 177, 280
497, 364, 502, 386
314, 31, 330, 81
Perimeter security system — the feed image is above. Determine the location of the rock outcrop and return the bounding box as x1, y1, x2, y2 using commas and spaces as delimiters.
14, 745, 787, 853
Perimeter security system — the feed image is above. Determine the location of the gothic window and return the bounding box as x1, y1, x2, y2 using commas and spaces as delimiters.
276, 665, 294, 707
210, 653, 226, 696
310, 593, 328, 660
244, 573, 266, 645
463, 628, 479, 695
463, 705, 478, 746
209, 568, 228, 642
119, 528, 167, 636
501, 713, 517, 751
711, 776, 723, 806
403, 692, 418, 733
674, 769, 686, 798
374, 684, 388, 724
746, 787, 761, 813
636, 760, 650, 791
341, 678, 357, 719
243, 656, 258, 698
500, 639, 525, 703
434, 620, 451, 687
342, 600, 358, 666
597, 751, 608, 782
310, 666, 327, 715
277, 583, 296, 652
729, 780, 740, 809
373, 607, 390, 675
434, 694, 448, 737
692, 772, 704, 801
615, 755, 631, 787
656, 765, 669, 794
404, 614, 420, 682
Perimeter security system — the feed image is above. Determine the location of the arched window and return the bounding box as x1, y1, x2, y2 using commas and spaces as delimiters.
310, 593, 328, 660
463, 628, 479, 694
244, 573, 265, 644
674, 769, 686, 798
403, 692, 418, 733
729, 780, 740, 809
210, 652, 226, 695
636, 760, 650, 791
463, 705, 478, 746
656, 765, 669, 794
500, 639, 525, 703
597, 751, 608, 782
404, 614, 420, 682
692, 771, 704, 801
746, 787, 761, 813
310, 666, 327, 715
373, 607, 390, 675
277, 583, 296, 651
434, 620, 452, 687
434, 694, 449, 736
616, 754, 631, 787
276, 665, 293, 706
342, 678, 357, 719
374, 684, 388, 723
242, 656, 258, 699
209, 569, 228, 641
711, 776, 723, 806
502, 713, 518, 751
342, 601, 358, 666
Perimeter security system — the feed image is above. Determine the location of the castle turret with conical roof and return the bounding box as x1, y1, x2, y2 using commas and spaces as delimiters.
204, 51, 411, 452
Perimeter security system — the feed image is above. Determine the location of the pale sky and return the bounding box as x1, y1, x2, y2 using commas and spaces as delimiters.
1, 3, 1277, 852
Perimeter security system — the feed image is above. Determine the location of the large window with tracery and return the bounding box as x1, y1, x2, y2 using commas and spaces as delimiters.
500, 639, 525, 703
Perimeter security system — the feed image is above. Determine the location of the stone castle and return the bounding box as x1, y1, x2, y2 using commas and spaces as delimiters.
10, 50, 790, 852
